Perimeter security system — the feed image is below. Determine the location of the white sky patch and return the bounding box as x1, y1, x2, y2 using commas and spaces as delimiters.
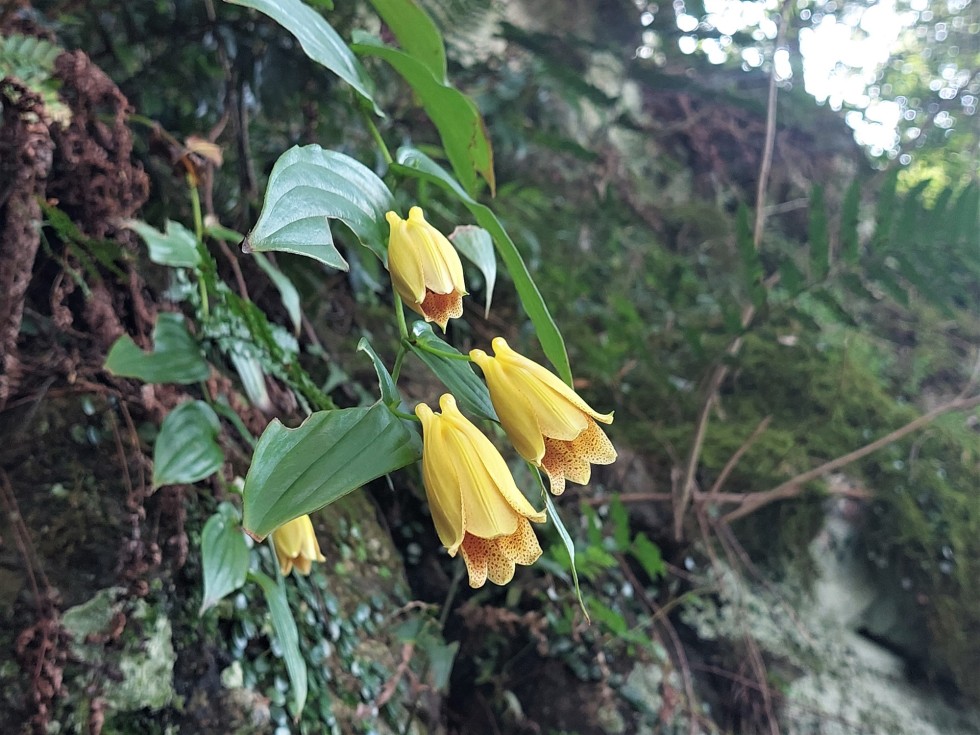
655, 0, 922, 153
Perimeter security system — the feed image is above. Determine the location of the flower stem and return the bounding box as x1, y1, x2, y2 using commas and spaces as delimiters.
362, 106, 393, 166
187, 174, 209, 320
413, 340, 472, 361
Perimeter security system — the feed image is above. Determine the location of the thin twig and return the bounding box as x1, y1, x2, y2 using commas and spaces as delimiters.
721, 393, 980, 524
708, 416, 772, 496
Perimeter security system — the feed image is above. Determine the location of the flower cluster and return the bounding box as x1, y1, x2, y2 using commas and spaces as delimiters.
387, 207, 617, 588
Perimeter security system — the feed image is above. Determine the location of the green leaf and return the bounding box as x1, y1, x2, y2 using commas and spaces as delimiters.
250, 570, 307, 716
225, 0, 379, 114
242, 404, 420, 539
630, 532, 665, 581
449, 225, 497, 317
408, 321, 497, 422
229, 352, 272, 413
124, 219, 201, 268
352, 36, 494, 196
104, 312, 210, 384
777, 255, 806, 297
609, 496, 630, 551
589, 599, 627, 635
839, 178, 861, 265
200, 502, 250, 614
808, 185, 829, 281
542, 486, 588, 621
243, 145, 395, 268
357, 338, 400, 406
366, 0, 446, 82
153, 400, 224, 489
393, 147, 571, 385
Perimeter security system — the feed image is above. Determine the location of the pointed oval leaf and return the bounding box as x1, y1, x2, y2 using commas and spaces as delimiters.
225, 0, 379, 114
352, 35, 494, 196
392, 147, 571, 385
243, 145, 395, 268
450, 225, 496, 317
366, 0, 446, 82
153, 400, 224, 489
409, 321, 497, 421
250, 570, 307, 716
200, 502, 250, 614
243, 404, 420, 539
104, 312, 210, 384
124, 219, 201, 268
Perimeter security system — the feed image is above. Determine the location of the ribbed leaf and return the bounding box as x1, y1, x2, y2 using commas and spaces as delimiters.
242, 145, 395, 268
450, 225, 497, 317
104, 313, 210, 384
153, 401, 224, 489
200, 502, 250, 614
225, 0, 379, 113
366, 0, 446, 82
250, 571, 307, 716
392, 147, 571, 385
242, 404, 420, 539
409, 321, 497, 421
353, 36, 494, 196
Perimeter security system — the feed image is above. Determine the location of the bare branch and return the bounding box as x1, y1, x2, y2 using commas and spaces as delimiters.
721, 393, 980, 524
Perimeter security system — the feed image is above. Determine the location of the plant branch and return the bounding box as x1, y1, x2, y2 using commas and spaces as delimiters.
721, 393, 980, 524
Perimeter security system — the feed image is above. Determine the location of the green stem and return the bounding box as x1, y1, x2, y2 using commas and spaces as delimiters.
391, 342, 408, 384
413, 341, 472, 361
393, 286, 409, 340
388, 407, 421, 423
188, 175, 209, 319
362, 107, 393, 166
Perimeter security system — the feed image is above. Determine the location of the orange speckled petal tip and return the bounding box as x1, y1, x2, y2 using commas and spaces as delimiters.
421, 289, 464, 331
540, 418, 617, 494
458, 517, 543, 588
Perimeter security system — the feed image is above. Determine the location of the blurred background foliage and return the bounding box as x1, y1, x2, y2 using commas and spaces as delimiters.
1, 0, 978, 733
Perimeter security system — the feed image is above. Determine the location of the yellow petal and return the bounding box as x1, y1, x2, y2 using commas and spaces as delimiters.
439, 395, 545, 525
407, 207, 466, 297
492, 337, 614, 424
417, 402, 465, 553
471, 349, 546, 464
387, 211, 427, 304
508, 368, 589, 441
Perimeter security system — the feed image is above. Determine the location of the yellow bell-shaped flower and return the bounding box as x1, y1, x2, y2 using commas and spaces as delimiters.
470, 337, 617, 495
386, 207, 467, 331
271, 514, 326, 576
415, 394, 546, 588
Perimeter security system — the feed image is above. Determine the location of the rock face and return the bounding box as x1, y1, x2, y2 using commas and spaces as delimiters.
680, 503, 980, 735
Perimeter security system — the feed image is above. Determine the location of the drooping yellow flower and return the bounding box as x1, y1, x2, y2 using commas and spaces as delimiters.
386, 207, 467, 331
415, 394, 546, 588
271, 514, 326, 576
470, 337, 617, 495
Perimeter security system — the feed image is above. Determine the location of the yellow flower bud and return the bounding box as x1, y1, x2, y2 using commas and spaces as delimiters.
271, 514, 326, 576
415, 394, 546, 588
386, 207, 467, 331
470, 337, 617, 495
